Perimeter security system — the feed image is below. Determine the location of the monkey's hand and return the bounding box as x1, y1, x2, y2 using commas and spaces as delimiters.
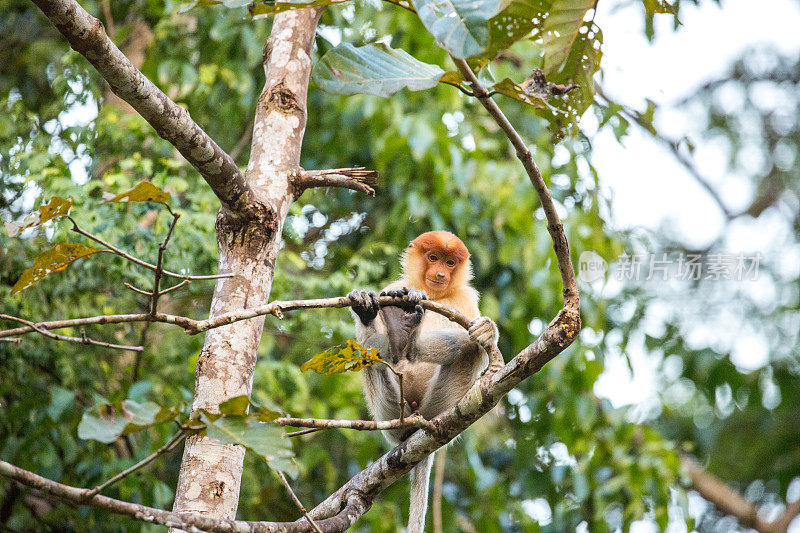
468, 317, 499, 353
380, 287, 427, 315
348, 289, 380, 325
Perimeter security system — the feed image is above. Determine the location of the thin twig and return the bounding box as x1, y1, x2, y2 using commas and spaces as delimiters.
441, 80, 475, 97
276, 471, 323, 533
100, 0, 114, 39
124, 283, 151, 296
125, 279, 191, 298
683, 455, 800, 533
132, 319, 151, 382
274, 413, 432, 433
83, 431, 186, 500
0, 314, 143, 352
229, 119, 254, 161
67, 217, 230, 280
159, 279, 191, 295
0, 312, 196, 339
150, 211, 180, 315
379, 361, 406, 422
285, 428, 321, 438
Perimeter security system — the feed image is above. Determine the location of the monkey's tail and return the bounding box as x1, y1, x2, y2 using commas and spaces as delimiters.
408, 454, 434, 533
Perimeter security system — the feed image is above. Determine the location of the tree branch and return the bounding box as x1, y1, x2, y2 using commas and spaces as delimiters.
0, 314, 143, 352
452, 58, 579, 313
30, 0, 258, 215
0, 313, 196, 339
149, 210, 180, 315
683, 456, 800, 533
308, 58, 581, 524
309, 307, 578, 522
0, 458, 361, 532
292, 167, 378, 197
83, 431, 186, 500
274, 413, 433, 433
277, 471, 323, 533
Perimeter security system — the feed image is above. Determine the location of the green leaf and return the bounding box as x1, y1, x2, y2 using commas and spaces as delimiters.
5, 196, 73, 237
77, 401, 182, 443
483, 0, 548, 59
102, 182, 171, 205
642, 0, 675, 15
47, 387, 76, 421
122, 401, 183, 433
313, 43, 446, 97
249, 0, 347, 17
411, 0, 505, 58
540, 0, 595, 74
78, 413, 129, 444
201, 412, 297, 477
179, 0, 247, 12
11, 243, 105, 295
122, 400, 162, 426
217, 395, 281, 420
534, 21, 602, 137
301, 339, 387, 374
220, 395, 251, 415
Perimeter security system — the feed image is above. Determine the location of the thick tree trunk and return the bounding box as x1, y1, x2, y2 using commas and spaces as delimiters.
172, 8, 323, 521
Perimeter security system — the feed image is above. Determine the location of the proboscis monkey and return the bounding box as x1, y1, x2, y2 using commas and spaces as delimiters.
349, 231, 498, 533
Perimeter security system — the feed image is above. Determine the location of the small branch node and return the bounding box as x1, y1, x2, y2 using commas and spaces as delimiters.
294, 166, 378, 196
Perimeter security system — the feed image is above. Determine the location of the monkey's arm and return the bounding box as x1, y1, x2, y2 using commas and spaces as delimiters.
414, 317, 498, 366
349, 289, 397, 364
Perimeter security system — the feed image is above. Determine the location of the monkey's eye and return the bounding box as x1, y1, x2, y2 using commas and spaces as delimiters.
428, 254, 438, 262
446, 259, 456, 267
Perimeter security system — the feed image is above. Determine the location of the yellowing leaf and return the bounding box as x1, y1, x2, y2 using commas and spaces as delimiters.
103, 182, 171, 205
5, 197, 73, 237
301, 339, 386, 374
11, 243, 104, 295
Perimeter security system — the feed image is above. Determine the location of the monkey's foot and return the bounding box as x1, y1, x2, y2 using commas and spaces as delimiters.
468, 316, 499, 351
487, 348, 504, 374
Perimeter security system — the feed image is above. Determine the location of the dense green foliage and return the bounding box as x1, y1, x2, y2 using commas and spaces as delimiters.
1, 0, 798, 531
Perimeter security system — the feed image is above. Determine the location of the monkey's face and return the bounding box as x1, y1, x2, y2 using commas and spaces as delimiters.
421, 250, 460, 296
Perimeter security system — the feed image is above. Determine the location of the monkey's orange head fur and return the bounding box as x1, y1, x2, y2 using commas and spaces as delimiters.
402, 231, 472, 298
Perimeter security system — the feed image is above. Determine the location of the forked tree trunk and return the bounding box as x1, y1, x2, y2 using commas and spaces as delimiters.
172, 8, 323, 521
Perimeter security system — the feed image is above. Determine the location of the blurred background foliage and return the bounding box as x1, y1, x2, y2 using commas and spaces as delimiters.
1, 0, 798, 531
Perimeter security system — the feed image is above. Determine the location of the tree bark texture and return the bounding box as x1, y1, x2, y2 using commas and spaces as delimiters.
172, 8, 323, 521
